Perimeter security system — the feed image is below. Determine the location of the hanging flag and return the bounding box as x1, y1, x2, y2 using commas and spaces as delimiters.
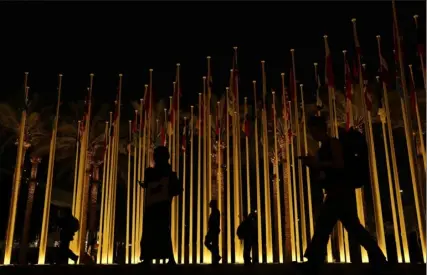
324, 39, 335, 88
242, 102, 250, 137
345, 58, 353, 131
315, 68, 323, 110
181, 124, 187, 152
160, 126, 166, 147
363, 77, 373, 112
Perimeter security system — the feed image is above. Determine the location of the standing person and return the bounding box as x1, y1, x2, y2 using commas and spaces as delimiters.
204, 200, 221, 264
56, 208, 79, 264
237, 211, 257, 265
299, 116, 386, 274
139, 146, 182, 265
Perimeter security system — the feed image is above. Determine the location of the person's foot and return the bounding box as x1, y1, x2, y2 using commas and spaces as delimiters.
212, 255, 221, 264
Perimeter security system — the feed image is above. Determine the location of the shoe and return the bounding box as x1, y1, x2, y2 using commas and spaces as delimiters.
212, 255, 221, 264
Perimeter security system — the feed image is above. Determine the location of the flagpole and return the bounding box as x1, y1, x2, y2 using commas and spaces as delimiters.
175, 65, 181, 261
137, 99, 145, 262
171, 81, 178, 262
197, 93, 203, 264
288, 100, 300, 262
132, 111, 139, 263
72, 121, 81, 215
376, 38, 410, 264
261, 60, 273, 262
189, 106, 195, 263
252, 82, 263, 262
280, 74, 295, 262
343, 50, 354, 129
408, 64, 426, 169
38, 74, 62, 264
101, 113, 112, 263
181, 117, 187, 263
202, 76, 209, 262
413, 15, 426, 88
290, 50, 307, 261
126, 121, 132, 264
233, 110, 242, 263
216, 101, 224, 261
272, 91, 284, 263
299, 84, 314, 242
351, 19, 387, 259
225, 88, 232, 263
243, 97, 251, 219
96, 121, 108, 264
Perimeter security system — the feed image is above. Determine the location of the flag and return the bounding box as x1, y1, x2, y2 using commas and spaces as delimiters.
363, 78, 373, 112
160, 126, 166, 146
393, 20, 404, 99
315, 67, 323, 110
324, 39, 335, 88
379, 52, 390, 85
414, 16, 425, 60
345, 58, 353, 130
181, 124, 187, 152
242, 102, 250, 137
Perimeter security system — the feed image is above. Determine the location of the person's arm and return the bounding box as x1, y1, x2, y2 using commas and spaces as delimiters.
317, 139, 344, 169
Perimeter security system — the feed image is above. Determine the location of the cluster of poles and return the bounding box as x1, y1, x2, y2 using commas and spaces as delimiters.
2, 0, 426, 266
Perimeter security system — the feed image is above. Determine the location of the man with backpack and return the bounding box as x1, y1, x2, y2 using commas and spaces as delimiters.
299, 116, 386, 274
237, 211, 257, 265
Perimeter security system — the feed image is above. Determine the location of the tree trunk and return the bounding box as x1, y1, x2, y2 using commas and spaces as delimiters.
19, 156, 41, 265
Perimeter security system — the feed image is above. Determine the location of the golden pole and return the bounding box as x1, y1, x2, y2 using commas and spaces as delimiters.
376, 36, 410, 262
189, 106, 195, 263
291, 50, 308, 260
225, 88, 232, 263
38, 74, 62, 264
261, 61, 273, 263
299, 84, 314, 242
288, 100, 301, 262
97, 121, 109, 264
101, 113, 112, 263
378, 89, 403, 263
233, 110, 242, 263
75, 74, 94, 262
175, 64, 181, 261
3, 73, 28, 265
181, 117, 187, 263
252, 82, 263, 262
72, 121, 81, 215
244, 98, 251, 220
413, 15, 426, 88
202, 77, 209, 262
137, 99, 144, 262
408, 64, 426, 169
216, 101, 223, 261
352, 19, 387, 258
281, 74, 296, 262
132, 112, 139, 263
197, 93, 203, 263
313, 63, 334, 263
126, 120, 132, 264
272, 91, 284, 263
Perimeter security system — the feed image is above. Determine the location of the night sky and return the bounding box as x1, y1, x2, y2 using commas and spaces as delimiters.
0, 1, 425, 110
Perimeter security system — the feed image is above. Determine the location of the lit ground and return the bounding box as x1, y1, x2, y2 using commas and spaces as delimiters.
0, 263, 425, 275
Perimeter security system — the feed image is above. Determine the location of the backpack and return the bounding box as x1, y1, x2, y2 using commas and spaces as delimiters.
236, 221, 247, 240
340, 128, 370, 189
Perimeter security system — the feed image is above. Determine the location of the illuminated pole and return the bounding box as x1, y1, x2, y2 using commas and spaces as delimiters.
38, 74, 62, 264
202, 77, 208, 262
216, 101, 223, 261
181, 117, 187, 263
299, 84, 314, 241
352, 19, 387, 258
291, 50, 307, 259
376, 36, 410, 262
252, 81, 263, 262
133, 112, 139, 263
137, 99, 144, 262
126, 120, 132, 264
3, 74, 28, 265
72, 121, 81, 214
225, 88, 232, 263
272, 91, 284, 262
244, 98, 251, 220
261, 61, 273, 262
197, 93, 202, 263
189, 106, 195, 263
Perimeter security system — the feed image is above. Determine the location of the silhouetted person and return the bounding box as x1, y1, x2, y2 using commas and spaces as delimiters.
237, 211, 257, 265
204, 200, 221, 264
299, 116, 386, 274
56, 208, 79, 264
139, 146, 182, 265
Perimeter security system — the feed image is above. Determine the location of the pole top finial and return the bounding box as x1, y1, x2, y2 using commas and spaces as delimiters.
300, 84, 304, 87
253, 80, 256, 84
376, 75, 380, 79
149, 69, 153, 72
244, 96, 248, 100
342, 50, 347, 53
59, 73, 63, 77
409, 64, 413, 68
144, 84, 148, 87
207, 56, 211, 59
272, 91, 275, 95
135, 109, 138, 113
217, 101, 220, 104
281, 73, 285, 76
226, 87, 229, 90
261, 60, 265, 63
25, 72, 29, 75
118, 73, 122, 77
169, 96, 173, 99
106, 121, 109, 124
290, 48, 295, 52
351, 18, 356, 22
203, 76, 206, 79
414, 14, 419, 19
233, 46, 238, 50
376, 35, 381, 39
314, 62, 318, 66
176, 63, 181, 66
191, 105, 194, 108
199, 93, 202, 96
129, 120, 132, 123
323, 35, 328, 39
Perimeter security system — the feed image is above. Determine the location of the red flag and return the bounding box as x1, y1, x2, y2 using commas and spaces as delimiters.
181, 125, 187, 152
363, 80, 373, 112
160, 126, 166, 146
324, 39, 335, 88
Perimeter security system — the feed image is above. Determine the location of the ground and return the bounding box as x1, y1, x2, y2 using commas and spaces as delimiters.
0, 263, 425, 275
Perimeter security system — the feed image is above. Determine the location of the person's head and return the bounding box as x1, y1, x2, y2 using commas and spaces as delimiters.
153, 146, 170, 166
248, 211, 257, 220
209, 200, 217, 209
307, 115, 328, 142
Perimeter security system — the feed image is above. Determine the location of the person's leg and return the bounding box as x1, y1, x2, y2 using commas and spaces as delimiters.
339, 202, 386, 267
204, 232, 213, 252
211, 233, 221, 263
243, 238, 252, 264
303, 196, 339, 264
